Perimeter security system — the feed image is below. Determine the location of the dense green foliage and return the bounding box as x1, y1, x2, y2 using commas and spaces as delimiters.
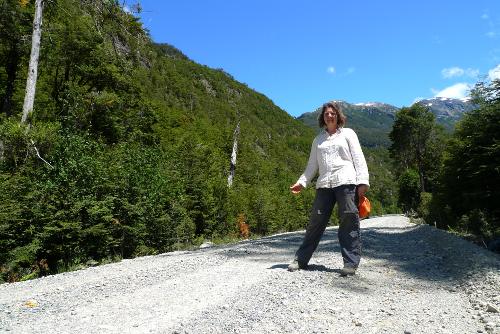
387, 81, 499, 245
362, 147, 399, 214
429, 81, 500, 239
389, 104, 447, 195
396, 169, 421, 213
0, 0, 321, 282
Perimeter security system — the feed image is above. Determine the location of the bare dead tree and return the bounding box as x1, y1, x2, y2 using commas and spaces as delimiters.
227, 121, 240, 188
21, 0, 44, 124
18, 0, 53, 169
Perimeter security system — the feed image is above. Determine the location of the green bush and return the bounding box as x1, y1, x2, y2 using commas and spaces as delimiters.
397, 169, 421, 214
417, 192, 432, 220
2, 240, 41, 282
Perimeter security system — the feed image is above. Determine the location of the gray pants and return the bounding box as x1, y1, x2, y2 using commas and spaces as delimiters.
295, 185, 361, 268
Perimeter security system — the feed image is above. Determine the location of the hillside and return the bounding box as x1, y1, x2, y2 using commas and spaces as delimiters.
297, 101, 396, 147
297, 98, 477, 147
1, 216, 499, 333
0, 0, 320, 281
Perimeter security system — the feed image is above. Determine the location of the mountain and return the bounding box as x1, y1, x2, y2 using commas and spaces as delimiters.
297, 98, 477, 147
1, 0, 321, 281
297, 101, 397, 147
416, 97, 478, 130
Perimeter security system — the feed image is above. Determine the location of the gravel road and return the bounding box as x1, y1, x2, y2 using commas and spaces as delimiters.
1, 215, 499, 334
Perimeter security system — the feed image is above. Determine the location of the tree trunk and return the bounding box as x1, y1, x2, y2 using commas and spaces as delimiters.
419, 170, 426, 193
415, 138, 426, 193
227, 121, 240, 188
21, 0, 44, 124
416, 153, 426, 193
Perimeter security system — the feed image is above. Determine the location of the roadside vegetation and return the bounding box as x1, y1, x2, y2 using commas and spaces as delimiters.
389, 80, 500, 250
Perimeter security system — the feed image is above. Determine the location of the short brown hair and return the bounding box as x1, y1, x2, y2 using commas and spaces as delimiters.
318, 102, 347, 128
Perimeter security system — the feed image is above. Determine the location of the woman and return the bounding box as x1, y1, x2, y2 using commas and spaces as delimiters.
289, 101, 369, 275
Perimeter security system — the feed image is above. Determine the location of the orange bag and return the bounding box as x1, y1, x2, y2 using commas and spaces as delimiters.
358, 195, 371, 219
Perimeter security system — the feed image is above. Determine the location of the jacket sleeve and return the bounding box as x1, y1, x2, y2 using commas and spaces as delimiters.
297, 137, 319, 188
345, 129, 370, 186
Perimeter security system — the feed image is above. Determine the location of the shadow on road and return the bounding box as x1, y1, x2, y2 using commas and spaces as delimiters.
268, 263, 338, 273
222, 218, 500, 284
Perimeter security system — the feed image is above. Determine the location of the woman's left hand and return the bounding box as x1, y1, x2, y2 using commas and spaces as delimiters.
357, 184, 369, 197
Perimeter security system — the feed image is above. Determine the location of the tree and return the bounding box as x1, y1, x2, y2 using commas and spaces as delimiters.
21, 0, 43, 124
227, 121, 240, 187
397, 169, 421, 214
389, 103, 446, 193
438, 80, 500, 232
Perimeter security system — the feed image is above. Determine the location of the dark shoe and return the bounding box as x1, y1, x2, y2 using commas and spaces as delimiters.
340, 265, 356, 276
288, 260, 307, 272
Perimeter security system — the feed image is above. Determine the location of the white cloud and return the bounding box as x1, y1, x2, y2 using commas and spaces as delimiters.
442, 67, 464, 78
327, 66, 355, 77
482, 13, 499, 38
123, 5, 131, 13
466, 68, 480, 77
489, 64, 500, 80
441, 67, 479, 78
432, 83, 472, 99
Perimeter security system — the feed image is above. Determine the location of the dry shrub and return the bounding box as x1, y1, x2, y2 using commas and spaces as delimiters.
237, 213, 249, 239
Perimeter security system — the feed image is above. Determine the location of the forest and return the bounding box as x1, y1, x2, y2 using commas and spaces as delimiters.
0, 0, 498, 282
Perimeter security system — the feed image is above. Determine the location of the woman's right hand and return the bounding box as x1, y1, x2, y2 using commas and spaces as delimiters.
290, 182, 303, 194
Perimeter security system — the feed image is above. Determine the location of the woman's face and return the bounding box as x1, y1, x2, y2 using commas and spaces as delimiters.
323, 107, 337, 127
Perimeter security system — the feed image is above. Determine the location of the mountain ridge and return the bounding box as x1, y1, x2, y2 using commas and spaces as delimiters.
296, 97, 478, 147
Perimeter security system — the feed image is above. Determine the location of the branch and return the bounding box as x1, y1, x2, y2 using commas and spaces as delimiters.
30, 139, 54, 169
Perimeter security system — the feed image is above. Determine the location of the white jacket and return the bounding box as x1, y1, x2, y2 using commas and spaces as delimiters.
297, 128, 369, 189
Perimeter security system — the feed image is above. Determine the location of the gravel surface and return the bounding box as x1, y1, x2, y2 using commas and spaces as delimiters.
1, 215, 499, 334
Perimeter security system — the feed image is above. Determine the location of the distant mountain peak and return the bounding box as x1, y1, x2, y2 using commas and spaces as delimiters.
355, 102, 377, 107
327, 99, 346, 104
354, 102, 397, 109
418, 96, 472, 103
297, 97, 478, 147
415, 97, 477, 120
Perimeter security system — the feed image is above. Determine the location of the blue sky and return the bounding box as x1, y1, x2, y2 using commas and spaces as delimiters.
126, 0, 500, 117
